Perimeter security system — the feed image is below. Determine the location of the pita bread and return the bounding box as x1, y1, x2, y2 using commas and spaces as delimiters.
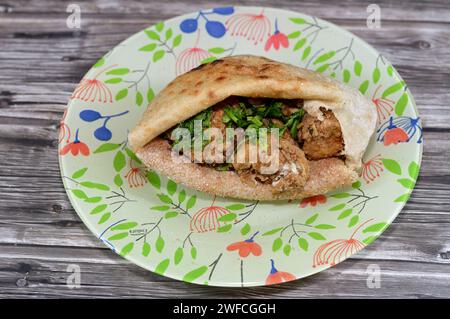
129, 55, 377, 200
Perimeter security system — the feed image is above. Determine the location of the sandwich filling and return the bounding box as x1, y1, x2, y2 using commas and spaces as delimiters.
163, 96, 344, 194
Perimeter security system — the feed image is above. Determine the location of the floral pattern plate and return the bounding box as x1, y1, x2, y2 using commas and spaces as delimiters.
59, 6, 422, 287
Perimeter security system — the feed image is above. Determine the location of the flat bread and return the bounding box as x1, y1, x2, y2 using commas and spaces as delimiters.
128, 55, 377, 200
137, 138, 358, 201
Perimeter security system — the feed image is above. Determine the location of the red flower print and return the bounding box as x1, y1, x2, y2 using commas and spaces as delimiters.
59, 108, 71, 144
226, 232, 262, 258
384, 127, 409, 146
176, 31, 212, 75
265, 259, 295, 285
313, 219, 373, 268
225, 10, 271, 45
372, 85, 395, 125
264, 19, 289, 51
71, 65, 116, 103
361, 154, 384, 184
300, 195, 327, 208
124, 159, 147, 188
59, 129, 90, 156
190, 197, 229, 233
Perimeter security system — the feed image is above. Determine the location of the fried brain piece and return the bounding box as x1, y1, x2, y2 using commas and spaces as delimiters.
299, 108, 344, 160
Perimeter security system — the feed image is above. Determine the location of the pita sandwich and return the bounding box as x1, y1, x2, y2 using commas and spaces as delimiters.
128, 55, 377, 200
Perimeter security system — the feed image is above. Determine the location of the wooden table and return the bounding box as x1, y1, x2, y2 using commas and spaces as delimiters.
1, 0, 449, 298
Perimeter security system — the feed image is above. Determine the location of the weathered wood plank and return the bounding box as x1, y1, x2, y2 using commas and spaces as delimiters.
1, 0, 450, 23
1, 16, 449, 128
0, 245, 449, 298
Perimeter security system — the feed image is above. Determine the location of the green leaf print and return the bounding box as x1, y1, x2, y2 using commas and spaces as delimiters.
283, 244, 292, 256
272, 237, 283, 251
262, 227, 283, 236
108, 232, 129, 241
145, 29, 160, 40
218, 213, 237, 222
84, 196, 102, 203
155, 22, 164, 32
165, 28, 173, 41
338, 208, 353, 220
157, 193, 172, 204
217, 224, 232, 233
113, 151, 126, 172
298, 238, 309, 251
287, 31, 301, 39
155, 258, 170, 275
397, 178, 415, 189
147, 88, 155, 103
166, 180, 177, 195
172, 34, 182, 48
174, 247, 183, 265
183, 266, 208, 283
329, 203, 346, 211
208, 47, 225, 54
93, 143, 121, 153
308, 232, 326, 240
72, 189, 87, 199
408, 162, 420, 180
226, 204, 246, 210
115, 88, 128, 101
305, 213, 318, 225
394, 193, 410, 202
372, 67, 381, 84
155, 236, 165, 253
114, 174, 123, 187
382, 81, 405, 98
363, 222, 387, 233
186, 196, 197, 209
343, 69, 351, 83
79, 181, 110, 191
348, 215, 359, 228
178, 190, 186, 204
241, 223, 251, 236
111, 222, 138, 231
136, 91, 144, 106
190, 246, 197, 259
302, 46, 311, 61
293, 38, 307, 51
315, 224, 335, 230
90, 204, 107, 215
147, 170, 161, 189
359, 80, 369, 94
98, 212, 111, 224
354, 60, 362, 76
164, 211, 178, 219
382, 159, 402, 175
106, 68, 130, 76
290, 17, 306, 24
331, 192, 350, 198
153, 50, 165, 63
395, 92, 409, 116
72, 167, 88, 179
313, 51, 336, 64
139, 43, 157, 52
151, 205, 170, 211
142, 242, 151, 257
120, 242, 134, 256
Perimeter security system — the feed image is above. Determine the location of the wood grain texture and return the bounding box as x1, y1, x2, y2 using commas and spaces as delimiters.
0, 0, 449, 298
